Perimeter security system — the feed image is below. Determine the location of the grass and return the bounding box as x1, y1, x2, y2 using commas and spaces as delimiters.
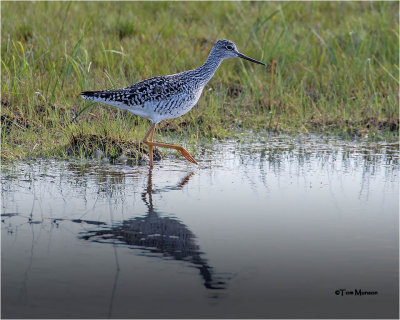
1, 1, 399, 162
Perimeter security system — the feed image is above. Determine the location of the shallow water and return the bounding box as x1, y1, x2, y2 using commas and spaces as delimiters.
2, 135, 399, 319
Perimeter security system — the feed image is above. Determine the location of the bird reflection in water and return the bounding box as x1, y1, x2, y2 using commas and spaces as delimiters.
80, 169, 226, 290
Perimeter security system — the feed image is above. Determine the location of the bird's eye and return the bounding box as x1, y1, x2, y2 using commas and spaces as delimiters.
226, 45, 233, 50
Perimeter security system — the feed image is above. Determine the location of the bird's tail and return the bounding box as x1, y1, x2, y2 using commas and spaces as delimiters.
80, 90, 101, 101
80, 89, 131, 111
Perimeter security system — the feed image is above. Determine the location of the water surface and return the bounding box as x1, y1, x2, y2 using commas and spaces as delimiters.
2, 135, 399, 318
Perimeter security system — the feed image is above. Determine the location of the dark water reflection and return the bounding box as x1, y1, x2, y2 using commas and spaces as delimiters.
1, 136, 399, 318
80, 171, 226, 290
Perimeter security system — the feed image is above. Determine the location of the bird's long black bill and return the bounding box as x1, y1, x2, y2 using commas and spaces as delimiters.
237, 52, 265, 66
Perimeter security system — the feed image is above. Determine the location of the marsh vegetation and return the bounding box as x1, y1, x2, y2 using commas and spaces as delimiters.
1, 2, 398, 161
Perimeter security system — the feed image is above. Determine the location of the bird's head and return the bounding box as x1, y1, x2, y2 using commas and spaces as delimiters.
211, 39, 265, 66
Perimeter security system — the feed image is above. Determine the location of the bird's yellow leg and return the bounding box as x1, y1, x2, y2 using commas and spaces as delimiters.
148, 125, 156, 167
143, 124, 156, 142
142, 123, 198, 165
147, 141, 198, 164
143, 124, 156, 167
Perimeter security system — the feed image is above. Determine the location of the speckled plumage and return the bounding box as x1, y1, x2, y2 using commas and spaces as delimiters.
80, 39, 264, 124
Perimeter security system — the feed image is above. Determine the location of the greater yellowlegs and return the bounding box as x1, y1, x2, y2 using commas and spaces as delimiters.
80, 39, 265, 167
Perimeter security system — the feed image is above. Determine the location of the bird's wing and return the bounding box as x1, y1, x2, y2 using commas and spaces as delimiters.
80, 75, 184, 105
124, 75, 185, 104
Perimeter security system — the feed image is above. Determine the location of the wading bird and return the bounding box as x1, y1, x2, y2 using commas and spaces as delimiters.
81, 39, 265, 167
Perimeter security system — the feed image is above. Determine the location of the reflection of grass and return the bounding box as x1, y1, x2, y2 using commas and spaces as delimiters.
1, 2, 398, 161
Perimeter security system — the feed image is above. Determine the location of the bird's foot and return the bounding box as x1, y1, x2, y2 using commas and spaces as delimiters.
145, 141, 197, 164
